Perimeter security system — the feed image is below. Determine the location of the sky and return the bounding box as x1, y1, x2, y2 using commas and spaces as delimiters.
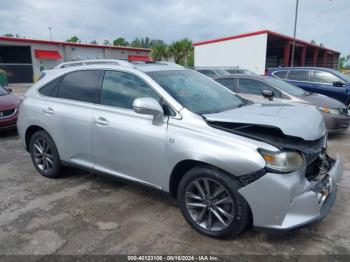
0, 0, 349, 56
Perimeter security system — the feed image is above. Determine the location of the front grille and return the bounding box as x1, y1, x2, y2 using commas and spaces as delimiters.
305, 155, 334, 181
0, 108, 16, 118
340, 108, 349, 116
303, 136, 326, 164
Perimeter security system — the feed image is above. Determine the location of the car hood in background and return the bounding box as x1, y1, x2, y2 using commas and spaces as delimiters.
0, 94, 18, 111
204, 103, 326, 141
299, 93, 346, 109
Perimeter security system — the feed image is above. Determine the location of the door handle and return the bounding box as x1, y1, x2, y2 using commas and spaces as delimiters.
43, 107, 54, 115
93, 117, 109, 126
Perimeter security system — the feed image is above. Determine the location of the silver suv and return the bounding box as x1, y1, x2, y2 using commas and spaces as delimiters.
17, 61, 343, 238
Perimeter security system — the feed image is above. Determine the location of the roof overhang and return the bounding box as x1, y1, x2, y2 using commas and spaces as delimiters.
0, 37, 151, 53
193, 30, 340, 54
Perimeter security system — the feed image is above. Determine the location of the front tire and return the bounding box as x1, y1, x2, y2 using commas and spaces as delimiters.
177, 166, 250, 238
29, 130, 62, 178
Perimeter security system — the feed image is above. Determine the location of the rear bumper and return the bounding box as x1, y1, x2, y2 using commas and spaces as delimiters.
323, 113, 350, 133
239, 155, 342, 232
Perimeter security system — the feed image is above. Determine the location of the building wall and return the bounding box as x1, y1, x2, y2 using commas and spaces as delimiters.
0, 39, 150, 82
194, 33, 268, 75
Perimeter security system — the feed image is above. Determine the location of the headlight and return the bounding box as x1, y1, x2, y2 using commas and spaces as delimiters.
259, 149, 304, 173
319, 107, 341, 115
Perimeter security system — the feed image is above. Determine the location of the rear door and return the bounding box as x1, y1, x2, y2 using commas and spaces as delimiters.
286, 69, 314, 92
39, 70, 103, 168
311, 70, 347, 103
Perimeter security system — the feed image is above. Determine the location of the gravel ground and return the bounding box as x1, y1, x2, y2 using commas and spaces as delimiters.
0, 84, 349, 256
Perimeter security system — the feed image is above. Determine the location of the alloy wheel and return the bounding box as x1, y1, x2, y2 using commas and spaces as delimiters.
185, 178, 234, 232
33, 138, 54, 172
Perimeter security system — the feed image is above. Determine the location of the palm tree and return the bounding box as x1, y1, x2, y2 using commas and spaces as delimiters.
179, 38, 193, 66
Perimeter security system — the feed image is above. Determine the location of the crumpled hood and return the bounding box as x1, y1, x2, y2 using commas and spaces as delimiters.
300, 93, 346, 108
204, 103, 326, 141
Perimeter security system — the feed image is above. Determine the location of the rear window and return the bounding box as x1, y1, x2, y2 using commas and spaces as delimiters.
287, 70, 310, 82
57, 70, 103, 103
272, 70, 287, 79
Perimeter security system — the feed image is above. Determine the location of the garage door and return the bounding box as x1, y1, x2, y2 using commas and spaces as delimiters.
0, 45, 33, 83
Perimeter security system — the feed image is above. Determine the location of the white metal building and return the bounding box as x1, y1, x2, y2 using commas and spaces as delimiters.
0, 37, 151, 83
193, 30, 340, 75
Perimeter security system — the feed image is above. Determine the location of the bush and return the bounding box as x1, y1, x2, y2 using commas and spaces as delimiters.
0, 69, 8, 86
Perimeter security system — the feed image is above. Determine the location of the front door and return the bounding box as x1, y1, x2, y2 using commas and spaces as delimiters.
92, 70, 168, 188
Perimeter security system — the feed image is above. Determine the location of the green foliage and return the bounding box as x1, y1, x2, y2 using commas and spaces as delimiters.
113, 37, 129, 46
2, 33, 14, 37
103, 40, 111, 45
339, 55, 350, 70
89, 40, 98, 44
66, 36, 81, 43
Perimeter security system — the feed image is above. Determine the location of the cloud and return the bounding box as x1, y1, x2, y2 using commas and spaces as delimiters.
0, 0, 349, 55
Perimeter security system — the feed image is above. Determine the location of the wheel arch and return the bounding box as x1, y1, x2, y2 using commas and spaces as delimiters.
24, 125, 46, 152
169, 160, 240, 199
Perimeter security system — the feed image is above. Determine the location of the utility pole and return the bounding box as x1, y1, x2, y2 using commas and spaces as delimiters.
290, 0, 299, 67
48, 26, 53, 41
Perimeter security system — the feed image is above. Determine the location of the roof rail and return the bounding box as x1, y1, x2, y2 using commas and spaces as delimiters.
54, 59, 133, 69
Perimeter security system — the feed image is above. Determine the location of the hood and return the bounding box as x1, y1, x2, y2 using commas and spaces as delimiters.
299, 93, 346, 109
204, 103, 326, 141
0, 94, 18, 111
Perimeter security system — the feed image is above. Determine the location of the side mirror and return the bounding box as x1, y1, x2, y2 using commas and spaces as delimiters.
262, 90, 274, 100
133, 97, 164, 126
5, 87, 12, 93
333, 81, 345, 87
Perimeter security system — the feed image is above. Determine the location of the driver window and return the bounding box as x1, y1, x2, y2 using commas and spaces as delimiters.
313, 71, 342, 85
238, 79, 281, 98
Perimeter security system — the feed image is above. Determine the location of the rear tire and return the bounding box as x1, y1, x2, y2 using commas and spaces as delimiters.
29, 130, 62, 178
177, 165, 250, 239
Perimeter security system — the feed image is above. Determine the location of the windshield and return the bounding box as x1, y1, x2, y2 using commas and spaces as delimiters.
264, 77, 307, 96
0, 86, 9, 96
147, 70, 244, 114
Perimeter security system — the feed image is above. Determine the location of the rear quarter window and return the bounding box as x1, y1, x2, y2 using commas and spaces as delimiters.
39, 77, 61, 97
272, 70, 287, 79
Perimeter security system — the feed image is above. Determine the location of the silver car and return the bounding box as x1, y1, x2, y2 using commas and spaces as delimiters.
17, 61, 343, 238
214, 74, 350, 133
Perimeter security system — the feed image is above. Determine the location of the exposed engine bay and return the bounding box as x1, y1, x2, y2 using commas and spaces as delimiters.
207, 121, 334, 181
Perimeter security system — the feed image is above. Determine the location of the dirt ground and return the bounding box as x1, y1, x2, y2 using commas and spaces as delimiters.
0, 84, 349, 256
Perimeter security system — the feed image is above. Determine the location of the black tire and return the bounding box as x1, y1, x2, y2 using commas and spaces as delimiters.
29, 130, 62, 178
177, 165, 250, 239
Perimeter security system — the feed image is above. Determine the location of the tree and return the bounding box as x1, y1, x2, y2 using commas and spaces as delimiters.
2, 33, 14, 37
103, 40, 111, 45
311, 40, 316, 44
179, 38, 193, 66
339, 55, 350, 70
151, 42, 169, 61
130, 37, 164, 48
90, 40, 98, 44
66, 36, 81, 43
113, 37, 129, 46
319, 43, 324, 48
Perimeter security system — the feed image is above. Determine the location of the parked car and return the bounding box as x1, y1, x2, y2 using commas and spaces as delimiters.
17, 62, 342, 238
267, 67, 350, 107
225, 68, 256, 75
0, 86, 18, 131
214, 74, 350, 133
195, 68, 230, 78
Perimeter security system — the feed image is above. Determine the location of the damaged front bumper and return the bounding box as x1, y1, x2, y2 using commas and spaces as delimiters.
238, 155, 343, 233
